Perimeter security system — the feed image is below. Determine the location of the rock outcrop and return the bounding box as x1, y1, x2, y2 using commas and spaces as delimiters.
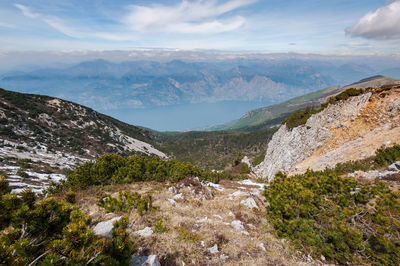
255, 85, 400, 180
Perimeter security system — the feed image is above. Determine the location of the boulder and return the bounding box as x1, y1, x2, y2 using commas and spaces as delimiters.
231, 220, 244, 231
173, 193, 184, 200
207, 244, 219, 254
168, 186, 178, 194
130, 255, 160, 266
388, 162, 400, 172
135, 227, 153, 237
92, 216, 121, 239
240, 198, 259, 210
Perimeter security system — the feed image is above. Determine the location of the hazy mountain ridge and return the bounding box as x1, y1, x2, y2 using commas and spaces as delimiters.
0, 59, 376, 112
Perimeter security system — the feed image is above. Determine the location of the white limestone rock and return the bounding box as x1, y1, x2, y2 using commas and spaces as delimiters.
173, 193, 184, 200
92, 216, 121, 239
207, 244, 219, 254
135, 227, 153, 237
240, 198, 259, 210
231, 220, 244, 231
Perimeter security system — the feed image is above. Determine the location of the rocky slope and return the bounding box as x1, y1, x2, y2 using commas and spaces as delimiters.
255, 83, 400, 180
214, 75, 398, 131
0, 88, 166, 191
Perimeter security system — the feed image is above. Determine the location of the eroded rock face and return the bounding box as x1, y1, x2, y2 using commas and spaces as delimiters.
255, 87, 400, 180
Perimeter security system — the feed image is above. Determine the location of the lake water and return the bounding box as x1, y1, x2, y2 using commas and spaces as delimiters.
104, 100, 273, 132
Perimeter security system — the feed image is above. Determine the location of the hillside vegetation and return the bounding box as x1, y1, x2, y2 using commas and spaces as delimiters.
158, 128, 276, 169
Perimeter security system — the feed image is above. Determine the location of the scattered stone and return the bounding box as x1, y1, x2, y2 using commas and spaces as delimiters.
238, 186, 247, 190
240, 197, 259, 210
168, 186, 178, 194
168, 199, 177, 205
173, 193, 184, 200
231, 220, 244, 231
136, 227, 153, 237
241, 156, 253, 169
220, 254, 229, 260
228, 190, 249, 200
238, 179, 266, 190
92, 216, 121, 239
388, 162, 400, 172
320, 255, 326, 261
203, 182, 225, 192
228, 211, 234, 217
213, 214, 223, 220
200, 241, 205, 247
130, 255, 160, 266
196, 216, 208, 223
259, 243, 266, 252
207, 244, 219, 254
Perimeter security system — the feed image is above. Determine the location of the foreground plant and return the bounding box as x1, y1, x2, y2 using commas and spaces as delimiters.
0, 177, 134, 265
97, 190, 154, 216
264, 170, 400, 265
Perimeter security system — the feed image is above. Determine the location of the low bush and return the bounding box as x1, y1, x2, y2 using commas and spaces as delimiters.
375, 144, 400, 168
68, 154, 242, 189
0, 177, 134, 265
264, 170, 400, 265
153, 220, 167, 233
97, 190, 154, 216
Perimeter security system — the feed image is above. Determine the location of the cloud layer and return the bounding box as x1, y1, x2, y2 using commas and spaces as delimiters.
346, 1, 400, 40
123, 0, 256, 34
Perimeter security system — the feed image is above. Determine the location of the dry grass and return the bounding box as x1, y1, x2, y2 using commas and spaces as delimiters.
76, 179, 324, 266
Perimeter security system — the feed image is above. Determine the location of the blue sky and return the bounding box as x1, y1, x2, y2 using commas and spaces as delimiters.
0, 0, 399, 53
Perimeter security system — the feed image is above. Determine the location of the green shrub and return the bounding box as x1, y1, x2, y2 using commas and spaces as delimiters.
375, 144, 400, 168
68, 154, 241, 189
327, 88, 364, 104
283, 106, 322, 129
264, 170, 400, 265
65, 190, 76, 204
97, 190, 154, 216
0, 180, 135, 265
240, 164, 250, 174
153, 220, 167, 233
252, 153, 265, 166
175, 226, 201, 243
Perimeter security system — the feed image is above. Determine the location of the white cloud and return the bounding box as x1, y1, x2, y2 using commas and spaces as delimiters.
123, 0, 257, 34
14, 4, 40, 19
346, 1, 400, 40
14, 4, 136, 41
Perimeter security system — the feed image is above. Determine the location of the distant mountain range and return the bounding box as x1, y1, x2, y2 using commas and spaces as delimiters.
2, 58, 399, 111
1, 58, 400, 130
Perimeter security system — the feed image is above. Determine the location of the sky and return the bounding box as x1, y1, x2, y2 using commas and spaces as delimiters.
0, 0, 400, 54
